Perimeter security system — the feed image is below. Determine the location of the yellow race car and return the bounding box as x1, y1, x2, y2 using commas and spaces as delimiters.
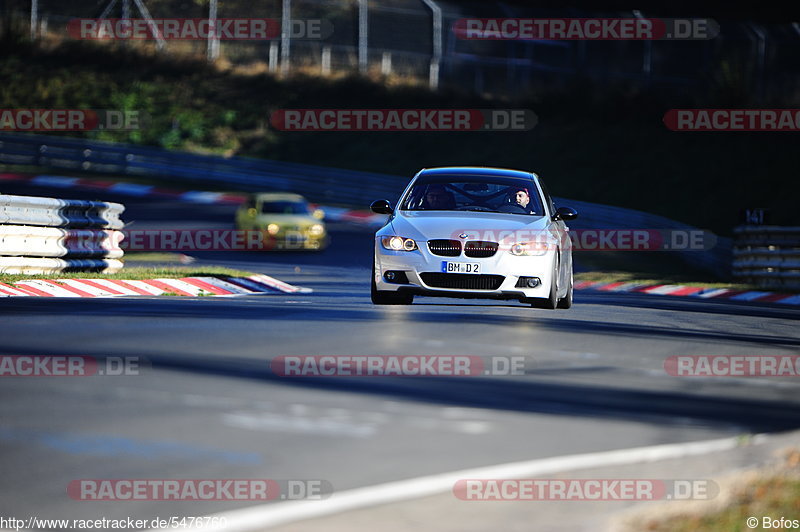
235, 192, 327, 250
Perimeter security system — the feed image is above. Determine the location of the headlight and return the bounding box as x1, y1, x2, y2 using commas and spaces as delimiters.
308, 224, 325, 237
381, 236, 417, 251
509, 241, 552, 256
267, 223, 280, 235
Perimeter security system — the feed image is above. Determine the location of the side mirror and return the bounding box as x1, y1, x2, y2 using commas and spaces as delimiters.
370, 199, 393, 215
247, 208, 257, 217
554, 206, 578, 221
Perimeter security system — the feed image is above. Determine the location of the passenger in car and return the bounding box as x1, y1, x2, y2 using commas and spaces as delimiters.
423, 184, 457, 210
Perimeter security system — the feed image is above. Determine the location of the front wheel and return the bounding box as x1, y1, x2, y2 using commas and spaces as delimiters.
557, 272, 573, 309
371, 264, 414, 305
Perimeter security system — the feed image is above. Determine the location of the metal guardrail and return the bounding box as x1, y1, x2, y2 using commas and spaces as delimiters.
557, 197, 733, 279
733, 226, 800, 289
0, 132, 731, 277
0, 191, 125, 274
0, 193, 124, 229
0, 133, 408, 206
0, 256, 123, 275
0, 226, 124, 259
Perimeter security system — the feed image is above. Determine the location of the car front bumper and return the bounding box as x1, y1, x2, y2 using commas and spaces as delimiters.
374, 238, 556, 301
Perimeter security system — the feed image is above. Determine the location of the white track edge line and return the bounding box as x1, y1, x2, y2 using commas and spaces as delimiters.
167, 433, 767, 532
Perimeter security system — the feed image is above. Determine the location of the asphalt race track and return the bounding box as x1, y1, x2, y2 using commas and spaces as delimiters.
1, 183, 799, 528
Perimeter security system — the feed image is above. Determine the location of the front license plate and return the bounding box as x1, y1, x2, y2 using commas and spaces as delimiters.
285, 231, 306, 243
441, 261, 480, 274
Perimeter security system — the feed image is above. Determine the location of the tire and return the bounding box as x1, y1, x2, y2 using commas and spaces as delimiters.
371, 264, 414, 305
557, 272, 573, 309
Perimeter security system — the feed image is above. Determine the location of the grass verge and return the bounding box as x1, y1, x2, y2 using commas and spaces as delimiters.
632, 450, 800, 532
122, 252, 196, 263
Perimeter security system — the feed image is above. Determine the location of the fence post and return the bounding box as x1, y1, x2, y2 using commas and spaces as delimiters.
322, 46, 332, 75
633, 11, 652, 82
421, 0, 442, 90
281, 0, 291, 75
121, 0, 130, 48
30, 0, 38, 39
381, 51, 392, 76
358, 0, 368, 74
269, 42, 279, 72
207, 0, 220, 62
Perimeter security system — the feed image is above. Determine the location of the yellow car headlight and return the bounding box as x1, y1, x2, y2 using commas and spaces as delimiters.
267, 223, 280, 235
308, 224, 325, 237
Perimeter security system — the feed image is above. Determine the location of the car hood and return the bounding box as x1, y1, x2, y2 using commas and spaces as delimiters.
390, 211, 550, 242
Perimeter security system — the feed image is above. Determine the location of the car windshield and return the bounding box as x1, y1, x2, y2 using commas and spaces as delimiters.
260, 201, 311, 215
400, 177, 544, 215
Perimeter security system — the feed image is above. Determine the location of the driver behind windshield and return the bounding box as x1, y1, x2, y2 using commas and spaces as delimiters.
513, 187, 531, 211
496, 186, 536, 214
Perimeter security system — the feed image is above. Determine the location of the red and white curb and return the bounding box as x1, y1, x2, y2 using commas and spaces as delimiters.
0, 274, 310, 298
575, 280, 800, 305
0, 173, 386, 226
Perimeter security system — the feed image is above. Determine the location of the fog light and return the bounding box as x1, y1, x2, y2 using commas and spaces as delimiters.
516, 276, 541, 288
383, 271, 409, 284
